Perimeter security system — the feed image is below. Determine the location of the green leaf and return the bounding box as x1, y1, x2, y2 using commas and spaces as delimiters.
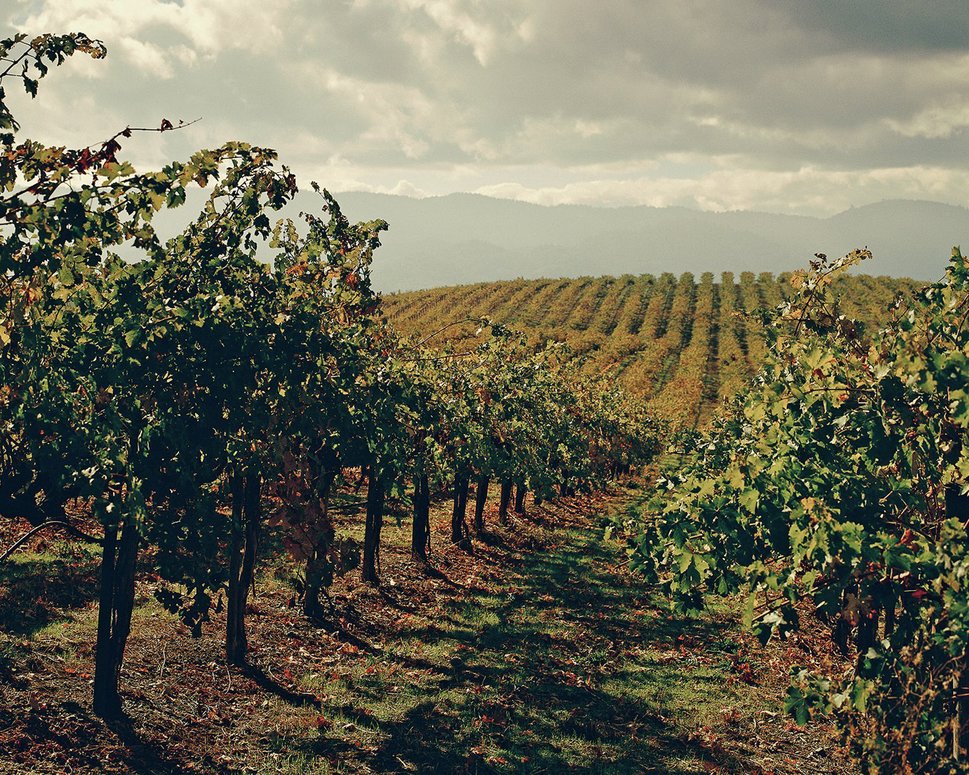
738, 488, 759, 513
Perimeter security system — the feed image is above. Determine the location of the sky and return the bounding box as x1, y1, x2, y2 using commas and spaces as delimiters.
5, 0, 969, 216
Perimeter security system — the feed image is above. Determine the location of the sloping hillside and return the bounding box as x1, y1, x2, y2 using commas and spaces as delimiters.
384, 272, 923, 426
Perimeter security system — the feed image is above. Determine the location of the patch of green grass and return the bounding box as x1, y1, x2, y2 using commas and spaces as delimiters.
264, 519, 782, 774
0, 541, 101, 638
254, 752, 335, 775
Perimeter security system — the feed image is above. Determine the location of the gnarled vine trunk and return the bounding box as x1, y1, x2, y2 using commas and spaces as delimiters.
362, 468, 385, 584
226, 471, 260, 665
498, 480, 513, 525
302, 505, 334, 620
411, 474, 431, 562
302, 468, 337, 620
92, 514, 140, 719
473, 475, 489, 533
514, 483, 527, 515
451, 474, 470, 548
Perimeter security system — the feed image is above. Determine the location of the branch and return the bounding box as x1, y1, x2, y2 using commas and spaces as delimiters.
104, 116, 201, 148
0, 519, 103, 563
0, 46, 31, 80
0, 117, 203, 211
394, 317, 492, 354
404, 349, 484, 363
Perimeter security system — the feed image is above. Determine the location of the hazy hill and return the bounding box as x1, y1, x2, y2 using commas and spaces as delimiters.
330, 193, 968, 292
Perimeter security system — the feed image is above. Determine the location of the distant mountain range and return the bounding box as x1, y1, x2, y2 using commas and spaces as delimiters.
327, 193, 969, 292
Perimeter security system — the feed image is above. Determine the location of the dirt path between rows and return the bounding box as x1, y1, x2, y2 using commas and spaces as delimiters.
0, 485, 849, 774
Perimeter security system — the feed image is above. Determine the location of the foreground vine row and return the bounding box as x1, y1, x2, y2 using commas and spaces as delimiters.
0, 33, 662, 720
626, 249, 969, 773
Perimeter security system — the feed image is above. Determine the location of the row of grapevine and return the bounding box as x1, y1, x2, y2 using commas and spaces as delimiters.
540, 276, 595, 328
594, 275, 658, 378
701, 279, 722, 407
648, 272, 714, 426
0, 34, 664, 721
392, 281, 485, 328
570, 277, 614, 331
476, 278, 539, 324
733, 271, 769, 366
715, 272, 753, 403
509, 278, 571, 328
622, 272, 696, 399
387, 271, 923, 426
593, 275, 637, 336
626, 249, 969, 772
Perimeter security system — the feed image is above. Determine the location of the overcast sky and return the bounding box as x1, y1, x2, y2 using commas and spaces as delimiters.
5, 0, 969, 215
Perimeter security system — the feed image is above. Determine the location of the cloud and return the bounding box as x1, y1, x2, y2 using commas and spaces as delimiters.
12, 0, 287, 68
386, 179, 428, 197
116, 37, 176, 79
475, 165, 969, 216
885, 99, 969, 140
5, 0, 969, 216
337, 178, 430, 198
394, 0, 499, 65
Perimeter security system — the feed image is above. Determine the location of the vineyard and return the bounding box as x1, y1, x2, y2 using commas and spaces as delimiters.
0, 32, 679, 775
385, 271, 922, 426
5, 27, 969, 775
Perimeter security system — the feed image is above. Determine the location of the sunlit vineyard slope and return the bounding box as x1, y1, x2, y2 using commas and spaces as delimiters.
384, 272, 923, 426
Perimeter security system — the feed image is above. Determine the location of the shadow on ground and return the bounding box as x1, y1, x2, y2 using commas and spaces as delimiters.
279, 517, 759, 774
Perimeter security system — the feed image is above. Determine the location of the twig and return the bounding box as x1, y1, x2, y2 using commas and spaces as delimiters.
0, 519, 103, 562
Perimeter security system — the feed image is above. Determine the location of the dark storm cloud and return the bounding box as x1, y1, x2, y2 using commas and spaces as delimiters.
777, 1, 969, 53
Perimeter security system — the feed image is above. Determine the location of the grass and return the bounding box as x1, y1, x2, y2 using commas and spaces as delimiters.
0, 487, 845, 774
247, 507, 808, 774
